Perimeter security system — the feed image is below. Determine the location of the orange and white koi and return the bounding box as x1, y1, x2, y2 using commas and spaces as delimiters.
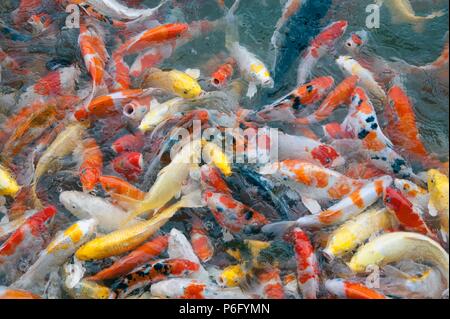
211, 58, 236, 88
297, 20, 348, 85
260, 160, 364, 201
74, 89, 145, 121
344, 30, 369, 55
107, 53, 131, 92
256, 76, 334, 121
296, 75, 359, 124
190, 216, 214, 263
336, 56, 386, 100
256, 268, 286, 299
77, 138, 103, 192
289, 228, 320, 299
0, 206, 56, 284
129, 43, 175, 78
282, 273, 301, 299
114, 258, 200, 298
204, 191, 268, 234
150, 278, 248, 299
12, 219, 97, 292
87, 235, 168, 281
296, 175, 392, 228
384, 187, 436, 238
325, 279, 387, 299
99, 175, 145, 209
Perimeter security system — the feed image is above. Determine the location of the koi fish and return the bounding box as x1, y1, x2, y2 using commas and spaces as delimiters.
296, 75, 359, 124
59, 191, 135, 233
384, 187, 436, 238
225, 0, 273, 98
138, 97, 184, 132
82, 0, 167, 21
201, 140, 232, 177
0, 211, 36, 242
204, 191, 268, 234
76, 138, 103, 192
112, 152, 144, 181
62, 267, 115, 299
219, 264, 246, 288
339, 88, 416, 179
111, 133, 145, 155
260, 160, 364, 201
190, 217, 214, 263
427, 169, 449, 239
107, 53, 131, 92
325, 279, 387, 299
348, 232, 449, 286
323, 207, 397, 260
344, 30, 369, 55
75, 191, 202, 260
336, 56, 386, 100
116, 23, 189, 56
150, 278, 248, 299
123, 95, 156, 122
12, 219, 97, 293
99, 175, 145, 208
289, 228, 320, 299
87, 235, 168, 281
0, 206, 56, 284
0, 164, 20, 197
282, 273, 301, 299
377, 0, 445, 33
256, 268, 286, 299
140, 68, 202, 99
114, 258, 200, 298
211, 58, 236, 88
271, 0, 303, 52
74, 89, 146, 120
0, 286, 41, 299
27, 13, 52, 35
296, 175, 392, 228
297, 20, 348, 85
200, 165, 232, 195
32, 123, 86, 208
255, 76, 334, 121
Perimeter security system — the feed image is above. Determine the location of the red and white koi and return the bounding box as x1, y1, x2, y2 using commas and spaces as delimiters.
112, 151, 144, 181
0, 206, 57, 284
204, 191, 268, 234
296, 175, 392, 228
289, 228, 320, 299
256, 268, 286, 299
297, 20, 348, 85
394, 179, 429, 212
77, 138, 103, 192
325, 279, 387, 299
384, 187, 436, 238
190, 216, 214, 263
211, 58, 236, 88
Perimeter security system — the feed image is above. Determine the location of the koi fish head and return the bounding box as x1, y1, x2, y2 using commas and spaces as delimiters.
112, 152, 144, 181
249, 63, 274, 88
427, 169, 448, 194
111, 133, 145, 154
295, 76, 334, 106
311, 145, 345, 168
123, 99, 151, 122
350, 87, 369, 108
171, 71, 203, 99
345, 31, 369, 54
384, 187, 412, 213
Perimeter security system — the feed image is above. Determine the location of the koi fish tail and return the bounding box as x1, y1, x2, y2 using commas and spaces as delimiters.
225, 0, 242, 50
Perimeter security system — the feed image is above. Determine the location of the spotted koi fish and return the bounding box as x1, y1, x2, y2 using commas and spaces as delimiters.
289, 228, 320, 299
256, 268, 286, 299
260, 160, 364, 201
340, 87, 417, 179
296, 175, 392, 228
255, 76, 334, 122
190, 217, 214, 263
204, 191, 268, 234
0, 206, 57, 284
114, 258, 200, 298
297, 21, 348, 85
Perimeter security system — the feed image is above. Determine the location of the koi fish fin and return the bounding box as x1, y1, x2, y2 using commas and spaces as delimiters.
225, 0, 242, 49
428, 201, 439, 217
246, 82, 258, 98
185, 68, 201, 80
301, 196, 322, 215
261, 221, 298, 237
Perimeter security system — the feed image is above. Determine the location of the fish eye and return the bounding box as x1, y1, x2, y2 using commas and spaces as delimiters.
184, 90, 189, 95
385, 197, 391, 203
306, 85, 313, 93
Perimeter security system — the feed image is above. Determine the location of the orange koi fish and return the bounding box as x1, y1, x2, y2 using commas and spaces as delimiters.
325, 279, 387, 299
77, 138, 103, 192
